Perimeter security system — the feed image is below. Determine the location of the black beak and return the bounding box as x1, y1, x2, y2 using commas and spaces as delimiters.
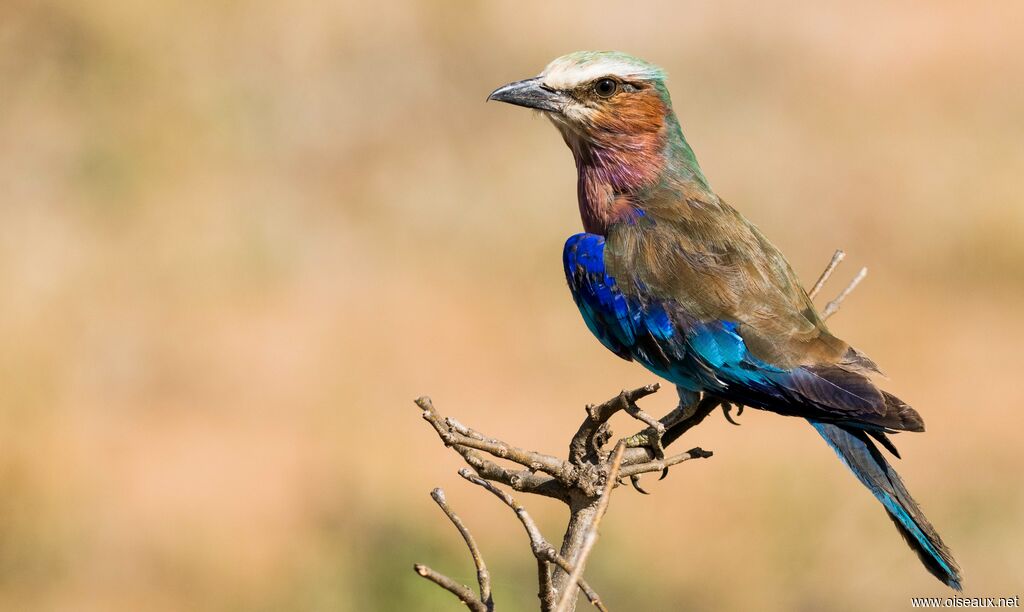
487, 77, 566, 113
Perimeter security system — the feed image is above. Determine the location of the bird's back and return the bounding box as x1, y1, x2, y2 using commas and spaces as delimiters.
606, 186, 855, 370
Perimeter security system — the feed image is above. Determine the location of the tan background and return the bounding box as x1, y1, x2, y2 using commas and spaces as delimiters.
1, 1, 1022, 610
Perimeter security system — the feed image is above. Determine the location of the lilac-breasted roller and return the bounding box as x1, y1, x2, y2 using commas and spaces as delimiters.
488, 51, 961, 589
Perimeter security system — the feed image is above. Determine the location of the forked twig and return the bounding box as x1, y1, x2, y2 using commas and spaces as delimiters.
809, 249, 869, 320
430, 488, 492, 609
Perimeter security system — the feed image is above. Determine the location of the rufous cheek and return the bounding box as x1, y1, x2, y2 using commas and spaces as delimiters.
607, 92, 666, 132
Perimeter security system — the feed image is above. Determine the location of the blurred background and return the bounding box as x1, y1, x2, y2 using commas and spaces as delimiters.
1, 1, 1022, 610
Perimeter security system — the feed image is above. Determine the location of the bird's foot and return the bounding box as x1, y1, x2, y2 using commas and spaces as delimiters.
623, 427, 666, 460
620, 393, 666, 454
721, 402, 745, 426
622, 424, 667, 494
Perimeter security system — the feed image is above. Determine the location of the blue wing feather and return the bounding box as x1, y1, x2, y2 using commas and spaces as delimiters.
563, 233, 908, 429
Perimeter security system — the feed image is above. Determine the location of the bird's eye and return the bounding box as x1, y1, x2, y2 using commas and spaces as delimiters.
594, 78, 617, 98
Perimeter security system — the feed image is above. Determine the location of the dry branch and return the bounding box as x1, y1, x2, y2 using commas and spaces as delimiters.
414, 385, 712, 611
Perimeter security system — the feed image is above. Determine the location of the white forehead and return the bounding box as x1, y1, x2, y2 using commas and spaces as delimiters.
540, 52, 662, 90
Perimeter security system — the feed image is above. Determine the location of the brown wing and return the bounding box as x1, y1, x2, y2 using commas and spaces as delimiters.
606, 192, 860, 370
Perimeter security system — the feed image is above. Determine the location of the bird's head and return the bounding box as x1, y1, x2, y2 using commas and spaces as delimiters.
489, 52, 707, 233
488, 51, 672, 156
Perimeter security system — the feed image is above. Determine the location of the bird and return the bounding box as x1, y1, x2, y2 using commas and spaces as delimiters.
487, 51, 961, 590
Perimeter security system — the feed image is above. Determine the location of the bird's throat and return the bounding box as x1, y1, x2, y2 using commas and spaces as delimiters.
569, 133, 709, 234
569, 136, 666, 235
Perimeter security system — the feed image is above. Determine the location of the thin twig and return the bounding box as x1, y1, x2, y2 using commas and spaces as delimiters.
822, 266, 868, 320
413, 563, 489, 612
464, 450, 568, 501
430, 489, 492, 609
552, 442, 626, 612
809, 249, 845, 299
618, 447, 712, 479
622, 397, 665, 435
537, 556, 555, 612
587, 385, 662, 423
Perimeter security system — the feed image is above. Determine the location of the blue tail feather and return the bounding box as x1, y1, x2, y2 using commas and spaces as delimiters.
810, 420, 962, 590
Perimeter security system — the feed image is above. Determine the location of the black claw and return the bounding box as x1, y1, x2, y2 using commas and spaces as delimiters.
722, 402, 741, 426
658, 467, 669, 481
630, 474, 650, 494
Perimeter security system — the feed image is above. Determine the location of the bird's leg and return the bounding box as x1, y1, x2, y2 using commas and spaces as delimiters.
659, 399, 698, 430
